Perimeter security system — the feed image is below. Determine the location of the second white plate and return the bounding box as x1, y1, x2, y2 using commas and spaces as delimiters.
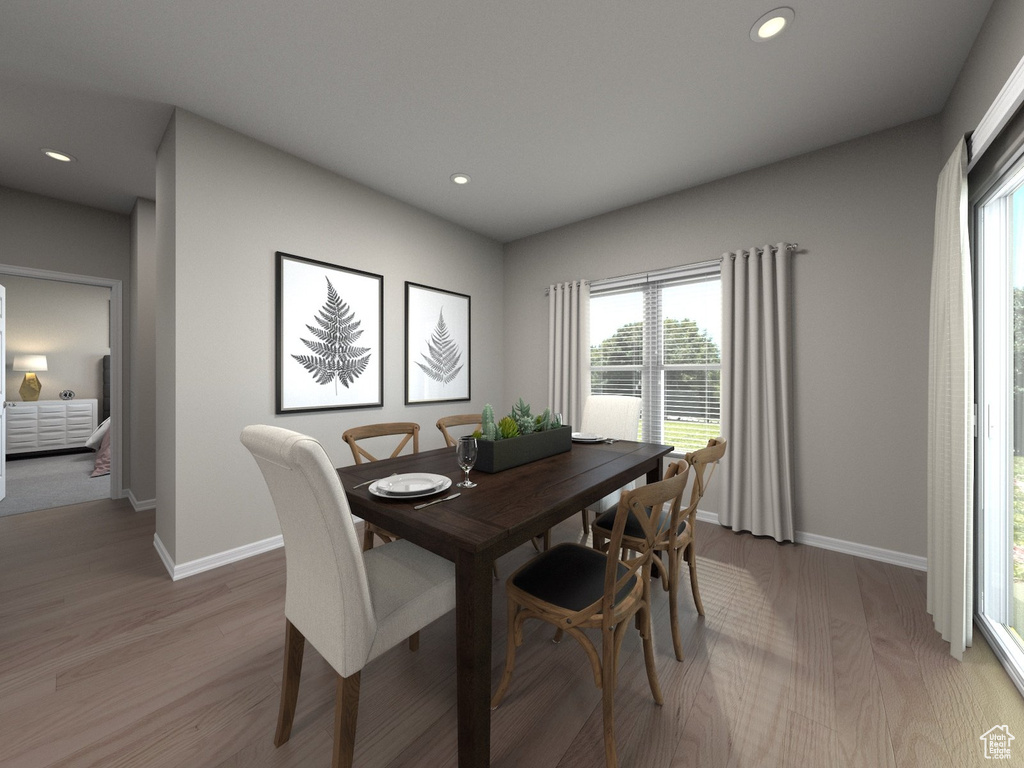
369, 473, 452, 499
572, 432, 604, 443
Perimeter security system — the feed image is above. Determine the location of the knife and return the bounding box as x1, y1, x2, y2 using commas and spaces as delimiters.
414, 492, 460, 510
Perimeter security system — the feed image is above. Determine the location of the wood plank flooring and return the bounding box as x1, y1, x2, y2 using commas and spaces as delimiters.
1, 498, 1022, 767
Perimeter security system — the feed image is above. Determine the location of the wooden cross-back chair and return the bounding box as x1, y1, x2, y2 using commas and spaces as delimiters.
342, 422, 419, 555
491, 461, 690, 768
592, 437, 727, 662
343, 422, 420, 465
435, 414, 482, 448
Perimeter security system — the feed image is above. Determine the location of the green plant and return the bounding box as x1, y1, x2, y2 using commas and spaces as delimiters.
498, 415, 520, 438
478, 399, 563, 441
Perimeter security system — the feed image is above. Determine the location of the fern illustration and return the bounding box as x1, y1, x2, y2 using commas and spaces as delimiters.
291, 276, 371, 393
416, 309, 464, 384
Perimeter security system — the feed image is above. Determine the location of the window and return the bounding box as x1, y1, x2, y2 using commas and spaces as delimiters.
589, 264, 722, 454
972, 85, 1024, 694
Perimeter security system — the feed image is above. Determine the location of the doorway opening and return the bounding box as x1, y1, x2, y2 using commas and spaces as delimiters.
0, 264, 123, 515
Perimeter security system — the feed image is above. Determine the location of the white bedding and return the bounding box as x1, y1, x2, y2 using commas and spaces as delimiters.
86, 417, 110, 450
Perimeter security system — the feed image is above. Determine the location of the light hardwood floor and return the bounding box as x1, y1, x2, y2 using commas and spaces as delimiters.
1, 498, 1022, 767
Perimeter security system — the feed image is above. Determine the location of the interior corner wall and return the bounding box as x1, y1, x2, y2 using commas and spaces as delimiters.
161, 109, 505, 567
130, 198, 157, 506
155, 119, 177, 559
502, 117, 942, 559
940, 0, 1024, 159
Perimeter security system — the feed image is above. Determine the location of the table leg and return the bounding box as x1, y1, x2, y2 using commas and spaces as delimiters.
647, 463, 661, 485
455, 548, 493, 768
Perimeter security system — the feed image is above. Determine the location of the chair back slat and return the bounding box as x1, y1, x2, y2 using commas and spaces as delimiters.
436, 414, 482, 448
670, 438, 727, 537
241, 425, 377, 677
342, 422, 420, 464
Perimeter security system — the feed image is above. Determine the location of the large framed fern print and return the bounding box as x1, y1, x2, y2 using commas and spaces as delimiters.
276, 252, 383, 413
405, 282, 470, 404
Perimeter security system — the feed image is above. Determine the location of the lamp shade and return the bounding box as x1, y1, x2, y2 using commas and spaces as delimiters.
13, 354, 48, 372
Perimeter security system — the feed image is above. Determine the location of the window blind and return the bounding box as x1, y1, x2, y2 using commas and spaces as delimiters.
589, 262, 722, 453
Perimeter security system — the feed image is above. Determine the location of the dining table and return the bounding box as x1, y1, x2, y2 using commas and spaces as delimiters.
336, 437, 672, 768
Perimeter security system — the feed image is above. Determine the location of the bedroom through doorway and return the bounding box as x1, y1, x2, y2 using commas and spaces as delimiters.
0, 267, 121, 518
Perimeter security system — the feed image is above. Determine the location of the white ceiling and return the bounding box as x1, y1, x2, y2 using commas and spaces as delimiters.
0, 1, 992, 243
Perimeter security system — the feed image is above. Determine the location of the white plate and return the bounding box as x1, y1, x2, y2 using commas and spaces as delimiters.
369, 473, 452, 499
571, 432, 604, 443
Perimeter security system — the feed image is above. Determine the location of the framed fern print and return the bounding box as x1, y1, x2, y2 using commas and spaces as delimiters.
276, 252, 383, 413
405, 282, 470, 404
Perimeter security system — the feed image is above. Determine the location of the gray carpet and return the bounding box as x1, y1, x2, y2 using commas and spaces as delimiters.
0, 452, 110, 517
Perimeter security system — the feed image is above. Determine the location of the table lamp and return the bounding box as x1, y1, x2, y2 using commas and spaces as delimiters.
13, 354, 48, 401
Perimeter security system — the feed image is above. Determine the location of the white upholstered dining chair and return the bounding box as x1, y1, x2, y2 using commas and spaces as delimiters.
577, 395, 643, 534
241, 425, 456, 768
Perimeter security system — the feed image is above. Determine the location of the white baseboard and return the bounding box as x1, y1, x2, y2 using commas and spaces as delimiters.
156, 510, 925, 582
694, 510, 927, 571
153, 532, 283, 581
127, 489, 156, 512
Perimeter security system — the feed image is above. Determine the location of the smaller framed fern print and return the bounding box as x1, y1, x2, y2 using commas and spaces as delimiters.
405, 282, 470, 405
276, 252, 383, 413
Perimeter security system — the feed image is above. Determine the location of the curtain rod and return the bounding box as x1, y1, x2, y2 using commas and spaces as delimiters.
544, 245, 798, 295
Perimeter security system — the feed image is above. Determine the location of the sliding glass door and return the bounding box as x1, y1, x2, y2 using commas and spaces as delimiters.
976, 152, 1024, 689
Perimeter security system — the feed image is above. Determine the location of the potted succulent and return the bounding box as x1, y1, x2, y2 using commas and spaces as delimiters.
473, 398, 572, 473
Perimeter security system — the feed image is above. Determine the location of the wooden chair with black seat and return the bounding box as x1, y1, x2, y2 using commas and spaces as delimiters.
342, 422, 420, 551
576, 395, 642, 536
241, 425, 456, 768
491, 461, 690, 768
591, 437, 726, 662
435, 413, 482, 447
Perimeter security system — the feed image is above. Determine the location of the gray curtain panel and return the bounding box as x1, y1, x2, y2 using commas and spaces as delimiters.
547, 280, 590, 430
720, 244, 795, 543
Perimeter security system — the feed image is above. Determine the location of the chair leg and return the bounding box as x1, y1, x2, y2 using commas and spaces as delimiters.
640, 580, 664, 704
668, 545, 684, 662
491, 599, 519, 709
601, 625, 618, 768
275, 619, 305, 747
332, 671, 360, 768
580, 509, 590, 536
686, 542, 705, 616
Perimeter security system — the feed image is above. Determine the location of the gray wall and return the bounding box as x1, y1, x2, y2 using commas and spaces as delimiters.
503, 117, 942, 558
3, 274, 110, 402
155, 118, 177, 555
130, 199, 157, 506
157, 109, 505, 566
941, 0, 1024, 159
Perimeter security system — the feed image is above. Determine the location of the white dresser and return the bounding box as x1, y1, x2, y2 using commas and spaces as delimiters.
4, 399, 98, 454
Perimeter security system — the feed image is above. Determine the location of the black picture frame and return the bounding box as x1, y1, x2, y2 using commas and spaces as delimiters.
276, 251, 384, 413
405, 281, 471, 404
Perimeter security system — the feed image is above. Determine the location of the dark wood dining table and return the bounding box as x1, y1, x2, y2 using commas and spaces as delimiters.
336, 438, 672, 768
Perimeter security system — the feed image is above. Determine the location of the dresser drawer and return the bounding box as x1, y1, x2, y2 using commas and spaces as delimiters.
5, 399, 97, 455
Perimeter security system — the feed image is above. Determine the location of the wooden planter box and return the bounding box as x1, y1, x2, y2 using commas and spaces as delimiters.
475, 425, 573, 473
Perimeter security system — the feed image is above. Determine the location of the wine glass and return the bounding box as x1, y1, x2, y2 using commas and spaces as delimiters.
456, 435, 478, 488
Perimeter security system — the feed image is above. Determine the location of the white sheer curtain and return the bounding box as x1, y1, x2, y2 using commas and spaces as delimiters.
927, 139, 973, 660
547, 281, 590, 430
720, 244, 795, 543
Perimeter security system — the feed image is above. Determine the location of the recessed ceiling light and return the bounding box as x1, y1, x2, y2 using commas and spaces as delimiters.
751, 7, 794, 41
42, 148, 76, 163
450, 173, 471, 185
